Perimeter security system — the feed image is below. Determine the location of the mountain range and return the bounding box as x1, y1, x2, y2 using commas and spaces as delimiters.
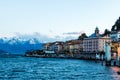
0, 37, 43, 54
0, 32, 79, 55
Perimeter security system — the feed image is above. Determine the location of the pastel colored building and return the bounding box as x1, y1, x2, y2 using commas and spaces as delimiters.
43, 41, 64, 53
83, 27, 111, 52
64, 40, 83, 53
43, 42, 54, 51
52, 41, 64, 53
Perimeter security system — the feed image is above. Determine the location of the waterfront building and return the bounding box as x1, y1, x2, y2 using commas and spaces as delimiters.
64, 40, 83, 54
110, 31, 120, 66
83, 27, 111, 53
43, 42, 54, 51
110, 31, 120, 42
52, 41, 64, 53
43, 41, 64, 53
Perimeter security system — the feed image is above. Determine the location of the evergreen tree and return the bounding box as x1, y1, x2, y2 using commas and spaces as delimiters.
78, 33, 88, 40
103, 29, 111, 36
111, 17, 120, 31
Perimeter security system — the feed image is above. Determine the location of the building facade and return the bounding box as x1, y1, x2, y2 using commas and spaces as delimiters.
83, 27, 111, 52
43, 42, 54, 51
110, 31, 120, 42
43, 41, 64, 53
83, 37, 111, 52
64, 40, 83, 53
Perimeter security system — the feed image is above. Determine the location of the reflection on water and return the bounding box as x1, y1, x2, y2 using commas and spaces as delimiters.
112, 67, 120, 72
111, 67, 120, 80
0, 57, 120, 80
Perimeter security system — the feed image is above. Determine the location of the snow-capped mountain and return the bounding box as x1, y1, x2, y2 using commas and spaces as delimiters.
0, 32, 78, 54
0, 37, 43, 54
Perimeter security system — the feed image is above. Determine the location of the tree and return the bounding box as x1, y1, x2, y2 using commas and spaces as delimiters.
111, 17, 120, 31
111, 25, 116, 31
78, 33, 88, 40
103, 29, 111, 36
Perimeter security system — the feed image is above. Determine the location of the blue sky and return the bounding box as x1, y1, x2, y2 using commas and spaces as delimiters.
0, 0, 120, 41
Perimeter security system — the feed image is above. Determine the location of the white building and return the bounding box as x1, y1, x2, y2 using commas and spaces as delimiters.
43, 41, 64, 53
110, 31, 120, 42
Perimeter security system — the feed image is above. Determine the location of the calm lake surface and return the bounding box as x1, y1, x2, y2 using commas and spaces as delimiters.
0, 56, 120, 80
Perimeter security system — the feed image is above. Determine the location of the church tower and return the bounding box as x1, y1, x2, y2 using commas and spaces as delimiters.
95, 27, 99, 37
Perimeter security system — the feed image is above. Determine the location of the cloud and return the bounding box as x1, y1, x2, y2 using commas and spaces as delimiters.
1, 32, 78, 43
14, 32, 56, 42
63, 31, 84, 35
49, 30, 53, 33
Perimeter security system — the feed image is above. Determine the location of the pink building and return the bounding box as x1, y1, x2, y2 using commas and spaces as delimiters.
83, 37, 111, 52
83, 27, 111, 52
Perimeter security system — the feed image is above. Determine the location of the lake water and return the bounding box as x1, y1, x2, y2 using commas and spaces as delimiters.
0, 56, 120, 80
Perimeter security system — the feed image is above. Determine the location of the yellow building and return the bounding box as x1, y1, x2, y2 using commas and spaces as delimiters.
64, 40, 83, 54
